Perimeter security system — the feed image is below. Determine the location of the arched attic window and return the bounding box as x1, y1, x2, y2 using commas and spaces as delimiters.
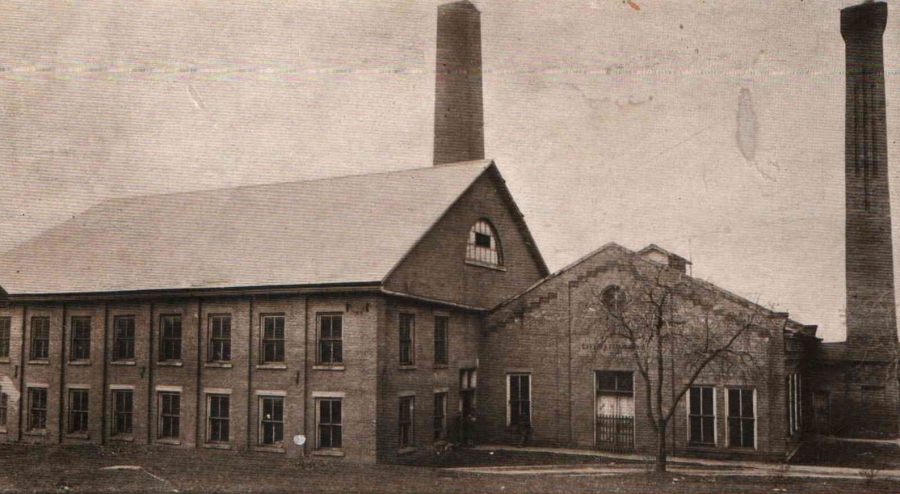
466, 219, 503, 267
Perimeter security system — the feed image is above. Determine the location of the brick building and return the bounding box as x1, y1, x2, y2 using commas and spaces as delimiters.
0, 0, 898, 466
481, 244, 818, 459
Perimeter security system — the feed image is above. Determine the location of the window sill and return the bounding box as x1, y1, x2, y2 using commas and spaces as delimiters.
0, 428, 8, 434
204, 443, 232, 450
28, 360, 50, 366
24, 430, 48, 437
397, 447, 417, 455
312, 449, 344, 457
65, 433, 90, 440
313, 365, 345, 371
686, 443, 718, 450
254, 446, 286, 453
156, 438, 181, 446
0, 358, 11, 364
433, 364, 449, 370
398, 365, 417, 371
464, 259, 507, 272
109, 435, 134, 442
157, 361, 183, 367
68, 360, 91, 366
110, 360, 137, 366
204, 362, 233, 369
256, 364, 287, 370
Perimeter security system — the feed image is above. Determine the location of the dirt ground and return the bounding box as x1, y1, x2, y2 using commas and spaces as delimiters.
0, 443, 897, 493
791, 437, 900, 470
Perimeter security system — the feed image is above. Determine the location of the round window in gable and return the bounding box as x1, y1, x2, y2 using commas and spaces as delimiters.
466, 219, 503, 266
600, 285, 628, 314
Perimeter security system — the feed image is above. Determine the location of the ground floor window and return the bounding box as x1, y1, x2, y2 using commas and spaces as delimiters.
317, 399, 342, 450
112, 390, 133, 436
507, 374, 531, 426
727, 388, 755, 448
67, 389, 89, 434
207, 394, 230, 443
433, 392, 447, 441
689, 386, 715, 445
158, 392, 181, 439
28, 388, 47, 431
399, 396, 415, 448
787, 373, 801, 436
260, 396, 284, 446
0, 391, 7, 428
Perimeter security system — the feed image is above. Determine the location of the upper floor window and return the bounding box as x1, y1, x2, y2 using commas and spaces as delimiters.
70, 317, 91, 361
0, 317, 10, 359
30, 317, 50, 361
159, 315, 182, 362
113, 316, 136, 362
317, 313, 343, 365
600, 285, 628, 315
466, 219, 503, 267
262, 315, 285, 364
208, 315, 232, 363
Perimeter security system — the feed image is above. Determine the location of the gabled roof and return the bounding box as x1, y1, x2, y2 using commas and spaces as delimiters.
0, 160, 514, 296
638, 244, 691, 265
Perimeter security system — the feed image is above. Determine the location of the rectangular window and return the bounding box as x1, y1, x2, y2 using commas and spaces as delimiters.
433, 392, 447, 442
434, 316, 449, 366
689, 386, 716, 445
261, 315, 285, 364
30, 317, 50, 360
159, 315, 182, 361
508, 374, 532, 426
596, 371, 634, 417
70, 317, 91, 361
207, 394, 230, 443
259, 396, 284, 446
158, 392, 181, 439
399, 396, 415, 448
317, 314, 343, 365
113, 316, 135, 361
208, 315, 232, 362
727, 388, 755, 448
112, 390, 133, 436
317, 399, 342, 450
0, 391, 8, 428
28, 387, 48, 431
0, 317, 10, 358
67, 389, 89, 434
399, 314, 415, 365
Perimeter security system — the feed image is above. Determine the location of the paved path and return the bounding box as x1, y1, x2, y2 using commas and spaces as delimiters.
456, 444, 900, 481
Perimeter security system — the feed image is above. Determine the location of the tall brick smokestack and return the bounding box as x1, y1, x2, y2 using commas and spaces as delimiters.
841, 1, 899, 362
433, 0, 485, 166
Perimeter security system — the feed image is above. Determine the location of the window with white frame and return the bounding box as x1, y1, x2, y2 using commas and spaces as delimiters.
159, 315, 182, 362
433, 392, 447, 442
261, 315, 285, 364
113, 316, 135, 362
158, 392, 181, 439
28, 387, 48, 431
786, 373, 801, 435
111, 389, 133, 436
317, 313, 343, 365
727, 388, 755, 448
466, 219, 503, 266
507, 374, 531, 426
0, 317, 10, 359
67, 388, 89, 434
259, 395, 284, 446
207, 394, 230, 443
399, 314, 415, 366
689, 386, 716, 445
434, 316, 449, 366
208, 315, 232, 362
317, 398, 342, 450
70, 317, 91, 361
399, 396, 415, 448
30, 317, 50, 361
596, 371, 634, 418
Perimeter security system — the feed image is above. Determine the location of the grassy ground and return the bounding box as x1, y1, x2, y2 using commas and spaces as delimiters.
0, 443, 897, 493
791, 437, 900, 470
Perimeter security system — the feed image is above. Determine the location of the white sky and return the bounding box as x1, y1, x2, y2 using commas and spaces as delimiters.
0, 0, 895, 341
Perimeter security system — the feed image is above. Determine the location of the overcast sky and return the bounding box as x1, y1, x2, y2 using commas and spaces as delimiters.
1, 0, 897, 341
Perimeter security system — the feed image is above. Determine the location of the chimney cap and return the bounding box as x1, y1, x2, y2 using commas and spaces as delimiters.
841, 1, 887, 40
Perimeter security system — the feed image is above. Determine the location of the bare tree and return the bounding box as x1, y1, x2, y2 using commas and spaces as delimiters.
586, 260, 768, 472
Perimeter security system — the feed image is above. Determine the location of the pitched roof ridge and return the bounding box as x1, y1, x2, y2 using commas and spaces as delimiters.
93, 159, 494, 208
